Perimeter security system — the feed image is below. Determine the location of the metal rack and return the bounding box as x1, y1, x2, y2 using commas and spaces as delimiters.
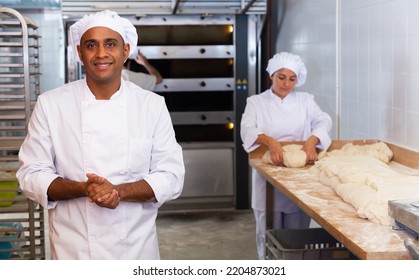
0, 7, 45, 260
136, 15, 236, 210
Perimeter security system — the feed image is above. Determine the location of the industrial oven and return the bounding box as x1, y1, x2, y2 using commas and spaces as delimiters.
65, 13, 261, 210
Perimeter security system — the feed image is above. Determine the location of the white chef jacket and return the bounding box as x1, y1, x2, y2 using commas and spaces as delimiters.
122, 69, 157, 91
16, 78, 185, 260
240, 89, 332, 212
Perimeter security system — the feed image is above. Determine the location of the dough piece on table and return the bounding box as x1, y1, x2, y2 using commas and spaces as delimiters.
318, 150, 327, 160
311, 154, 419, 226
320, 141, 393, 163
314, 155, 399, 184
262, 144, 307, 168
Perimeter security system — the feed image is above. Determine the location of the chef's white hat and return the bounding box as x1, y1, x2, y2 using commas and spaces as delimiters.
266, 52, 307, 87
69, 10, 138, 63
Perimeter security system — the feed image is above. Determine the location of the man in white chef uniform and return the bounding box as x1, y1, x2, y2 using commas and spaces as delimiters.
240, 52, 332, 260
16, 10, 185, 260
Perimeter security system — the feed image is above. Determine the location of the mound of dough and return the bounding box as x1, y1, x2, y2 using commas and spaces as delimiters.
262, 144, 307, 168
318, 141, 393, 163
311, 142, 419, 226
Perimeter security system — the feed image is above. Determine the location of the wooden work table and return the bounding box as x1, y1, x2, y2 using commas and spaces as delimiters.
249, 140, 419, 260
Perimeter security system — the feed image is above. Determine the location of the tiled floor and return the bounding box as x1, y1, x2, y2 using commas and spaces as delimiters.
156, 209, 258, 260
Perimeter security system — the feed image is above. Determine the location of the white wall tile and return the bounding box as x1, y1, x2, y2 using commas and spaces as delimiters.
368, 70, 381, 105
358, 70, 369, 103
358, 101, 370, 134
393, 35, 407, 73
379, 105, 393, 139
391, 108, 407, 145
368, 38, 381, 71
407, 0, 419, 35
341, 0, 359, 10
367, 3, 381, 40
379, 71, 393, 108
393, 73, 407, 110
406, 73, 419, 112
406, 35, 419, 73
277, 0, 419, 151
380, 1, 395, 38
380, 36, 393, 72
392, 0, 408, 37
368, 104, 380, 137
406, 112, 419, 149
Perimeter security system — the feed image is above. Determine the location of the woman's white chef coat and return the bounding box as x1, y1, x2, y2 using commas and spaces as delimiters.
122, 69, 157, 91
17, 79, 185, 259
240, 89, 332, 212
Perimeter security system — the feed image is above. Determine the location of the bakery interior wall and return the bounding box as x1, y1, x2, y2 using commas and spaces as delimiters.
270, 0, 419, 152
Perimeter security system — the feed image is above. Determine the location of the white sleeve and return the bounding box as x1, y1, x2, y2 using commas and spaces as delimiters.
240, 98, 264, 153
309, 97, 332, 151
16, 98, 60, 209
125, 71, 157, 91
142, 99, 185, 207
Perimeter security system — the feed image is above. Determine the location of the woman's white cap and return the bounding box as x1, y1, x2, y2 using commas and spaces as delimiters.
69, 10, 138, 63
266, 52, 307, 87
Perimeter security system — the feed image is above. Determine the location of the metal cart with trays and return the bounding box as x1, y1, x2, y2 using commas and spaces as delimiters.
0, 7, 45, 260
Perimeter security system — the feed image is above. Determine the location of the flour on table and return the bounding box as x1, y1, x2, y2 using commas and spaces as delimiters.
311, 142, 419, 226
262, 144, 307, 168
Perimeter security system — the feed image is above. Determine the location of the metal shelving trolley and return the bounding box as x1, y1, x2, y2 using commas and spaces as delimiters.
0, 7, 45, 260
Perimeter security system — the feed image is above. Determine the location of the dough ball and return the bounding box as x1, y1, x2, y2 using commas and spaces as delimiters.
282, 144, 304, 152
261, 144, 307, 168
262, 150, 274, 165
283, 148, 307, 168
